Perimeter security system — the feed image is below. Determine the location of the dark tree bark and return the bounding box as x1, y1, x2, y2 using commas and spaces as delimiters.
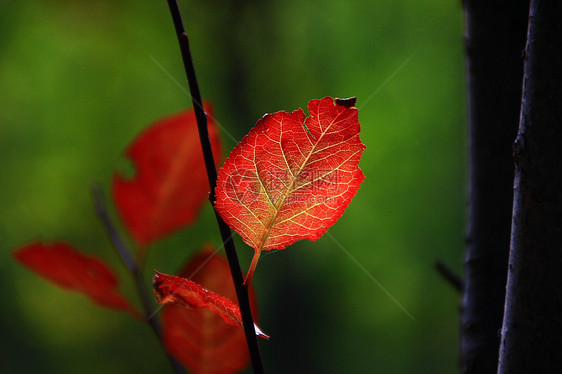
497, 1, 562, 372
461, 1, 529, 373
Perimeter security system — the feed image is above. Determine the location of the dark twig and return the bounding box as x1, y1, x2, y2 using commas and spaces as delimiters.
164, 1, 265, 373
435, 261, 464, 292
92, 184, 136, 272
91, 185, 186, 374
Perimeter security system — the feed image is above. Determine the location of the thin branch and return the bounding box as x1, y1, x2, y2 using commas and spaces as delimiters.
164, 1, 265, 373
91, 185, 186, 374
435, 261, 464, 292
92, 184, 136, 272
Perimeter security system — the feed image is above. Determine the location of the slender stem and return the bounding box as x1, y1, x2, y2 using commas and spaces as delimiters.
164, 1, 265, 373
91, 186, 186, 374
92, 184, 136, 272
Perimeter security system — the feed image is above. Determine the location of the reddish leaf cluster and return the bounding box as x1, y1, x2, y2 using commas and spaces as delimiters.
14, 97, 365, 374
12, 106, 258, 373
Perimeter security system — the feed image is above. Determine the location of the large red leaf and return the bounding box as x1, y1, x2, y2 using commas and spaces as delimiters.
13, 242, 138, 316
158, 246, 262, 374
214, 97, 365, 282
113, 105, 222, 246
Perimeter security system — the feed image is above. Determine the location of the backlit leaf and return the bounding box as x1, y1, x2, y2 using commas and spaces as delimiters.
160, 246, 262, 374
214, 97, 365, 282
113, 105, 222, 246
13, 242, 138, 316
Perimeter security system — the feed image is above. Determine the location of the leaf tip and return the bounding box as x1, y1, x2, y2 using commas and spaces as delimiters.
254, 323, 270, 340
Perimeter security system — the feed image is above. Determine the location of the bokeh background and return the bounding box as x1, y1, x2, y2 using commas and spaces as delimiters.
1, 0, 467, 373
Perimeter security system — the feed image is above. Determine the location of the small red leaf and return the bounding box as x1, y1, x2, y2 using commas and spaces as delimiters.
214, 97, 365, 282
113, 105, 222, 246
154, 270, 242, 327
159, 246, 264, 374
13, 242, 138, 316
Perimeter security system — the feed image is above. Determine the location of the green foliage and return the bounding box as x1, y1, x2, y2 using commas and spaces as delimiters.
1, 0, 466, 372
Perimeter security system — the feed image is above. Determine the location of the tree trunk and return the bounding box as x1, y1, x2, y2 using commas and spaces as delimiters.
497, 0, 562, 372
461, 1, 529, 373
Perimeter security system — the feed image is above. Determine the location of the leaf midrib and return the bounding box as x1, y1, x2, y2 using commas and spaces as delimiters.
256, 110, 345, 250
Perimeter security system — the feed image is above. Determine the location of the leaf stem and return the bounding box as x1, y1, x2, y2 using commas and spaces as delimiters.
164, 1, 265, 373
91, 186, 186, 374
245, 249, 262, 286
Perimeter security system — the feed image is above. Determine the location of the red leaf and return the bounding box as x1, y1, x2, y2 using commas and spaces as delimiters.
214, 97, 365, 282
154, 270, 242, 327
13, 242, 138, 316
158, 246, 264, 374
113, 105, 222, 246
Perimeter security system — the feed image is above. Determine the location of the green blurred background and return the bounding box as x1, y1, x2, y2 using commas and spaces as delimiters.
1, 0, 467, 372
